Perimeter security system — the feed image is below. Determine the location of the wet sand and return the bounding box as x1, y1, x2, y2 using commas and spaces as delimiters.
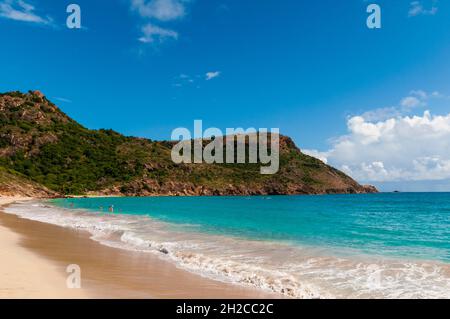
0, 198, 280, 299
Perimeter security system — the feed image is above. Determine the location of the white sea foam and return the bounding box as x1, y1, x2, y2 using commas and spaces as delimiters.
4, 200, 450, 299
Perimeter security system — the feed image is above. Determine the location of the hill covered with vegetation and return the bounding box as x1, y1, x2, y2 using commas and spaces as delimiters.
0, 91, 377, 197
0, 166, 56, 197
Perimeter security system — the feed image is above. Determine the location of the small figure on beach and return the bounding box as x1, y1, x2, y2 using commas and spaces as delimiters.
108, 205, 114, 213
70, 203, 74, 208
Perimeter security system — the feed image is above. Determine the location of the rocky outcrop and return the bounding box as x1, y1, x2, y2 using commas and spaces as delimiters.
0, 167, 58, 198
361, 185, 378, 193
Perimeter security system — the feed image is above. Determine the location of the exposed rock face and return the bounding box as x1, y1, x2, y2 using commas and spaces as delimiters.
0, 167, 57, 198
32, 90, 45, 98
0, 91, 378, 197
362, 185, 378, 193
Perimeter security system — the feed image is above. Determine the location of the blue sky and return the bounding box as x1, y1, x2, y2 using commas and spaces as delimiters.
1, 0, 450, 190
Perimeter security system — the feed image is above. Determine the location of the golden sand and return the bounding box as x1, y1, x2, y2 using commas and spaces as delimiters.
0, 197, 279, 299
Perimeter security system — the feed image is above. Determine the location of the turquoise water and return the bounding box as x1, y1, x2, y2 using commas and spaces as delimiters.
6, 193, 450, 298
53, 193, 450, 263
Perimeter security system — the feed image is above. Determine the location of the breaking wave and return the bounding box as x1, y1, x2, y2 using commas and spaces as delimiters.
4, 200, 450, 299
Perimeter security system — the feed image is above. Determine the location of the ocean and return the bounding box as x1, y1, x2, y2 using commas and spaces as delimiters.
6, 193, 450, 298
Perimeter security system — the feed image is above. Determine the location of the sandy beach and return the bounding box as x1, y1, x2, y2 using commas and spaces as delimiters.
0, 197, 88, 298
0, 197, 279, 299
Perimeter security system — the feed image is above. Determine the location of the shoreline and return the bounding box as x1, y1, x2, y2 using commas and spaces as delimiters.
0, 197, 281, 299
0, 197, 88, 298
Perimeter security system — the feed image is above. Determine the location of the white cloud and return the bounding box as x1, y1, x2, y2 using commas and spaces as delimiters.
139, 23, 178, 43
53, 97, 72, 103
173, 72, 221, 87
408, 1, 438, 17
0, 0, 52, 24
304, 94, 450, 183
206, 71, 220, 80
400, 96, 421, 108
409, 89, 428, 99
302, 149, 328, 164
131, 0, 186, 21
359, 90, 440, 122
130, 0, 191, 44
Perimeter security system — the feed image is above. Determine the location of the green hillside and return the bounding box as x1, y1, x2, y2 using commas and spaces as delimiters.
0, 91, 377, 196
